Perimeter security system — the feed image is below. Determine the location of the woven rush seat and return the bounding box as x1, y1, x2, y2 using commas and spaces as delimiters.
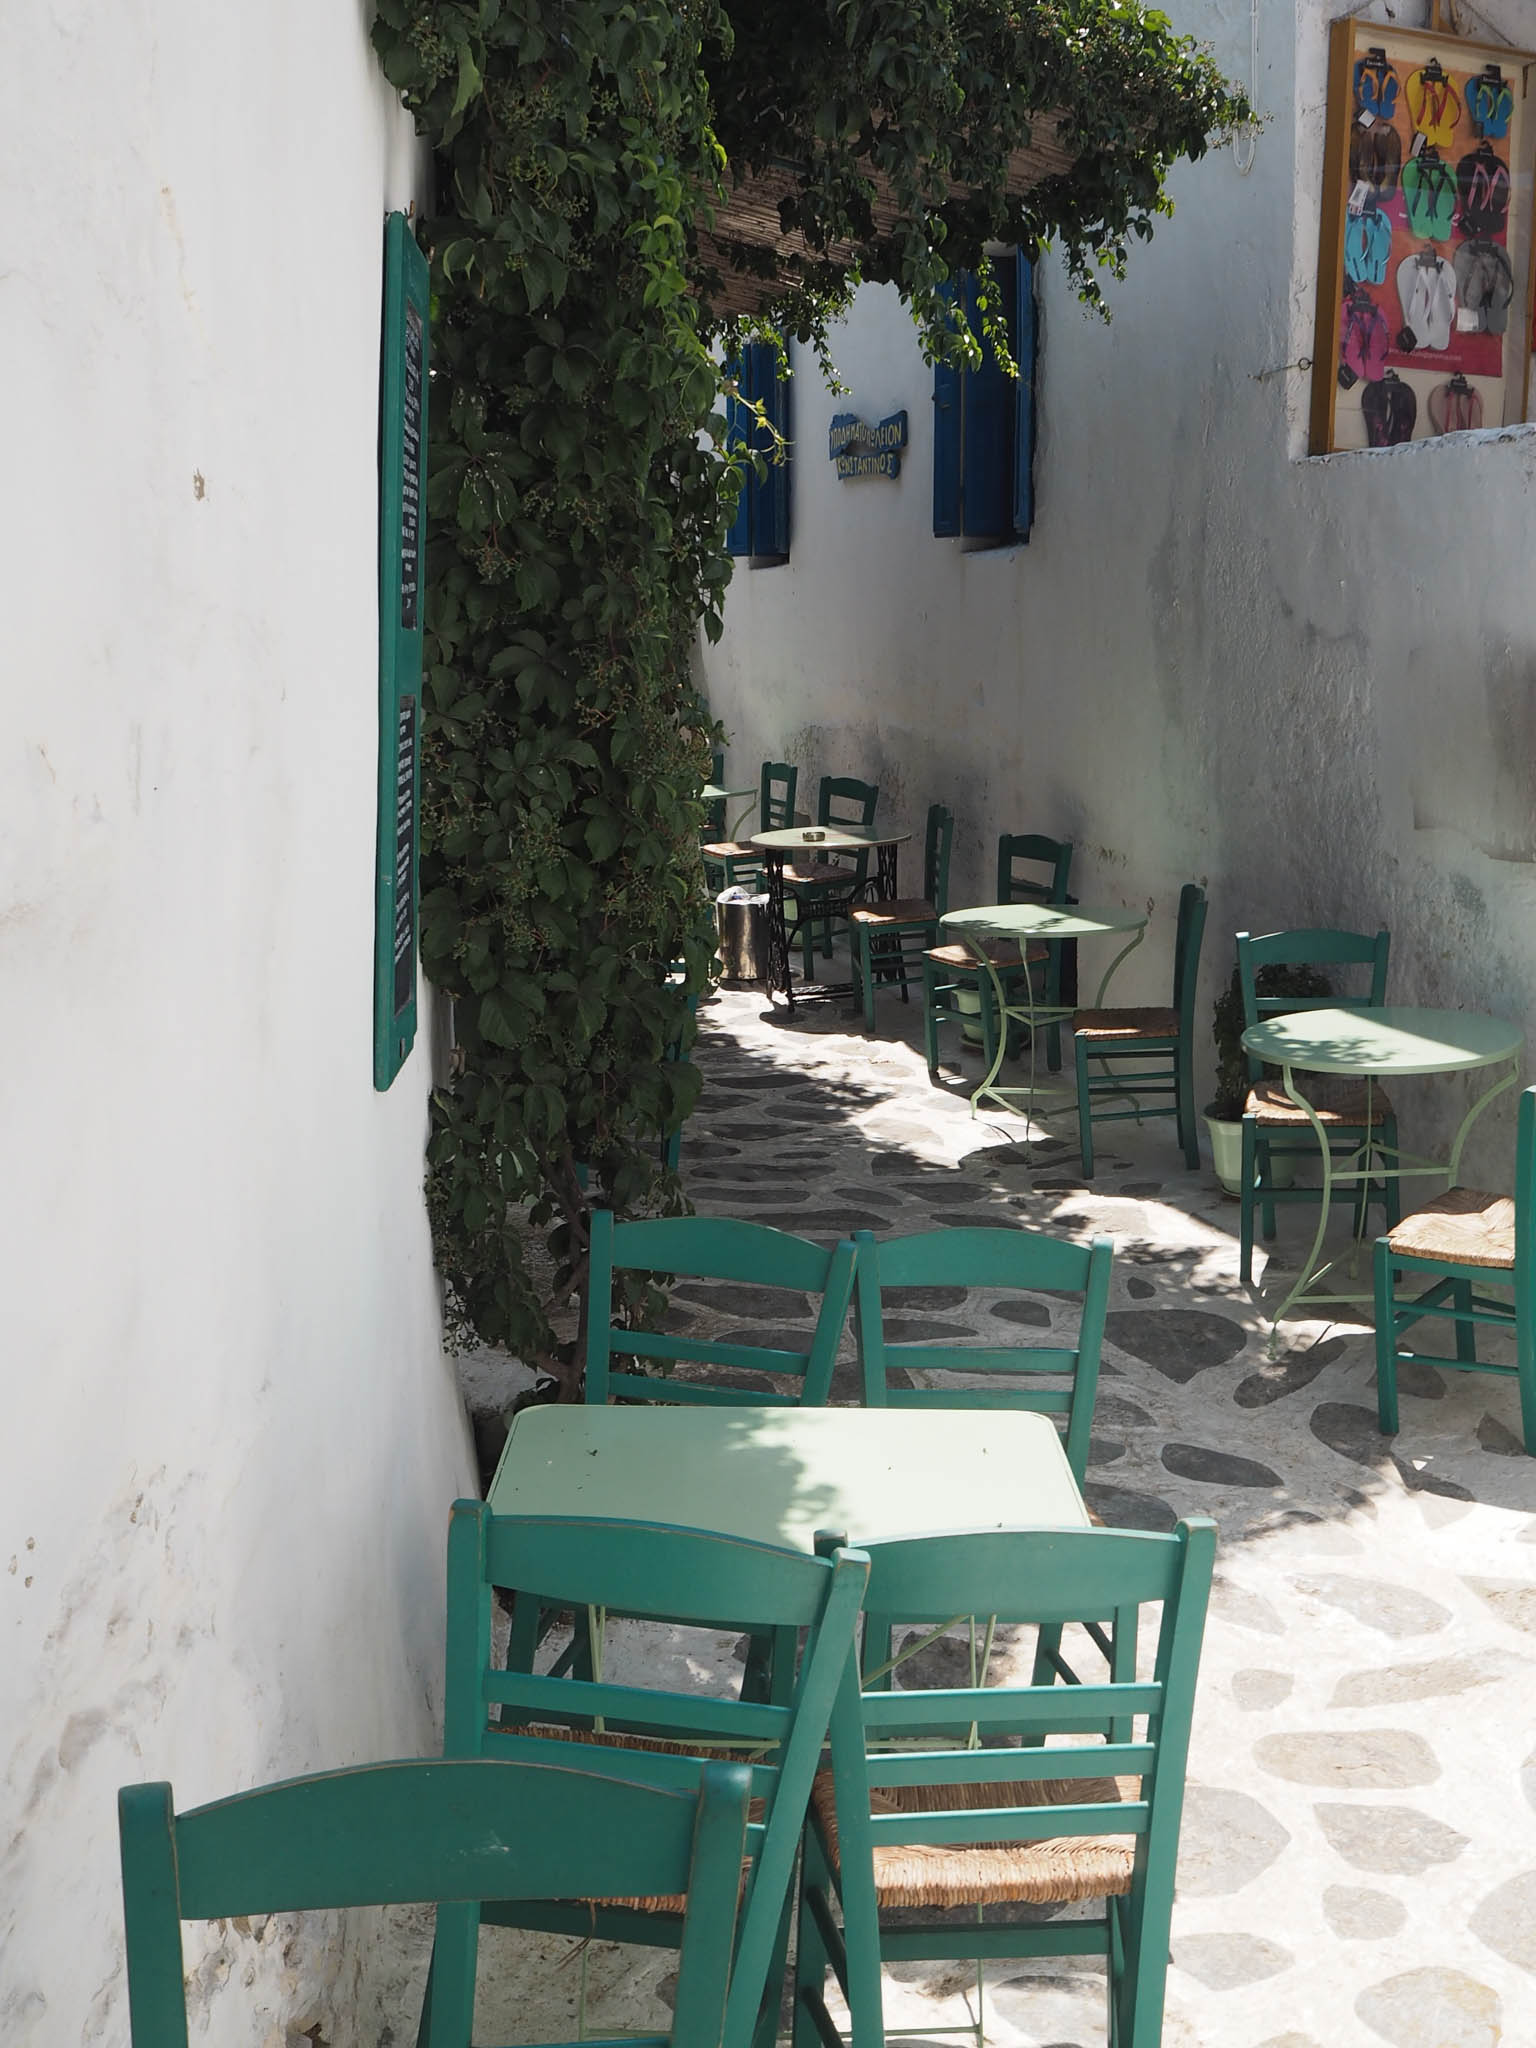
783, 861, 858, 887
1246, 1078, 1395, 1126
1386, 1185, 1515, 1269
923, 939, 1049, 970
700, 838, 759, 862
505, 1722, 762, 1911
850, 897, 935, 927
1072, 1005, 1179, 1041
809, 1766, 1138, 1907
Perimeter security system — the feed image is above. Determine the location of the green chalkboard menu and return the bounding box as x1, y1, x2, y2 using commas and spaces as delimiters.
374, 211, 430, 1089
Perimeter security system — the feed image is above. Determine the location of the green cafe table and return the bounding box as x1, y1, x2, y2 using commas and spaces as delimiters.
1240, 1005, 1523, 1332
751, 824, 912, 1010
488, 1404, 1089, 1550
938, 902, 1149, 1120
702, 780, 758, 840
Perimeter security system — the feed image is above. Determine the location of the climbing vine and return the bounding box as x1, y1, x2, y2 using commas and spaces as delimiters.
370, 0, 1247, 1393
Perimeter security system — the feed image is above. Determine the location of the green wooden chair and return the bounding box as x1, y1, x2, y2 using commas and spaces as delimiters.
1236, 926, 1399, 1285
1376, 1082, 1536, 1454
1072, 882, 1207, 1178
796, 1518, 1216, 2048
120, 1750, 752, 2048
703, 750, 729, 839
849, 802, 954, 1030
851, 1222, 1122, 1705
922, 832, 1072, 1078
785, 775, 880, 978
585, 1209, 857, 1406
439, 1502, 870, 2048
851, 1224, 1111, 1484
702, 760, 798, 892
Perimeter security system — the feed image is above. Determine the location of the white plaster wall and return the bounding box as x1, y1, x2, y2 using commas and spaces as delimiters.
1, 6, 474, 2040
704, 0, 1536, 1178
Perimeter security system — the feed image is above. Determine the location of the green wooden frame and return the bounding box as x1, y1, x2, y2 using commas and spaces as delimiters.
1073, 882, 1207, 1178
438, 1501, 870, 2048
851, 1224, 1111, 1486
120, 1752, 750, 2048
374, 211, 431, 1089
799, 1519, 1215, 2048
584, 1208, 858, 1406
1376, 1083, 1536, 1453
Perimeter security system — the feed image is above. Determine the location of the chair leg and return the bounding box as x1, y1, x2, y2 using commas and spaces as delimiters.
1374, 1242, 1399, 1437
1382, 1115, 1402, 1229
752, 1885, 797, 2048
1176, 1035, 1199, 1168
1452, 1279, 1478, 1364
793, 1831, 834, 2048
1518, 1294, 1536, 1455
1258, 1135, 1278, 1242
1075, 1038, 1096, 1178
855, 924, 872, 1032
922, 961, 942, 1078
1239, 1119, 1257, 1285
420, 1905, 479, 2048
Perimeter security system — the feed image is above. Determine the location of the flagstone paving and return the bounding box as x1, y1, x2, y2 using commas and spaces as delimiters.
456, 981, 1536, 2048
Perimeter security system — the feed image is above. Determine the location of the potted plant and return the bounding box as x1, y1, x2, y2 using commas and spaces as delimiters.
1205, 963, 1332, 1194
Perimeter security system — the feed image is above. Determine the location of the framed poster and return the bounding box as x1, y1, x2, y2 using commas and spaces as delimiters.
374, 210, 430, 1089
1310, 20, 1535, 454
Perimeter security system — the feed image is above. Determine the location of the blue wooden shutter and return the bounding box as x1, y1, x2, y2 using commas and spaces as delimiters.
1012, 255, 1036, 541
932, 285, 962, 536
723, 350, 753, 556
752, 342, 792, 558
961, 267, 1012, 540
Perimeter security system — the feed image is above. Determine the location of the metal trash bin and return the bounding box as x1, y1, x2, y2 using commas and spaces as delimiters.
715, 887, 770, 984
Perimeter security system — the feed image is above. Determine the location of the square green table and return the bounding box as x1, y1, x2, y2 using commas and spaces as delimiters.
487, 1405, 1089, 1547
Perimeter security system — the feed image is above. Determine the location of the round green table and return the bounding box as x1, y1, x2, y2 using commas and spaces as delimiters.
1240, 1005, 1523, 1331
701, 780, 758, 839
938, 902, 1148, 1120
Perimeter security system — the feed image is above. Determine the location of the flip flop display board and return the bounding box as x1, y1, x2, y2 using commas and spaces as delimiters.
1311, 21, 1534, 453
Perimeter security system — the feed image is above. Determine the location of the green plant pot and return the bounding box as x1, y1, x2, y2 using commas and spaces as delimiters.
1205, 1116, 1295, 1196
954, 986, 984, 1045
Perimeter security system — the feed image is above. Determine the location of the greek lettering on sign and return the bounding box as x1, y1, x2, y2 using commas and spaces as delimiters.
827, 408, 908, 479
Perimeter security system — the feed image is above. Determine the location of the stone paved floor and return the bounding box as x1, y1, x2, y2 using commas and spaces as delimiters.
463, 978, 1536, 2048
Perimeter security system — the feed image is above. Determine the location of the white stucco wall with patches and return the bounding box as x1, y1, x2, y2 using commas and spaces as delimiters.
1, 7, 474, 2040
703, 0, 1536, 1178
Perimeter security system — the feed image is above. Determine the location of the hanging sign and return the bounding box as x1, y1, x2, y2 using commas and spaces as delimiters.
374, 211, 430, 1089
828, 409, 908, 479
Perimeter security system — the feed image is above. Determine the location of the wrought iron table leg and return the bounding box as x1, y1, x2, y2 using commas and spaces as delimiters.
763, 853, 794, 1008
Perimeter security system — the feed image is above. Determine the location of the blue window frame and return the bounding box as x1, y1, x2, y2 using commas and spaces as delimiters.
933, 253, 1036, 545
724, 340, 791, 563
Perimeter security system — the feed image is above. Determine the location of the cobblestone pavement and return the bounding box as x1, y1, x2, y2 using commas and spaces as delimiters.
463, 981, 1536, 2048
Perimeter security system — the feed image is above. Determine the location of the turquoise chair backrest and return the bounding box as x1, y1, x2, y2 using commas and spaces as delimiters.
585, 1209, 857, 1406
119, 1752, 751, 2048
923, 803, 955, 913
822, 1518, 1215, 2048
1173, 883, 1208, 1038
446, 1501, 870, 2048
997, 832, 1072, 905
761, 761, 797, 830
1237, 926, 1389, 1082
817, 775, 879, 832
851, 1225, 1112, 1484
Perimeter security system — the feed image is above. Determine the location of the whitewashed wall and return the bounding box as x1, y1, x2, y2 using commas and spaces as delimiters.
704, 0, 1536, 1177
0, 6, 473, 2040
